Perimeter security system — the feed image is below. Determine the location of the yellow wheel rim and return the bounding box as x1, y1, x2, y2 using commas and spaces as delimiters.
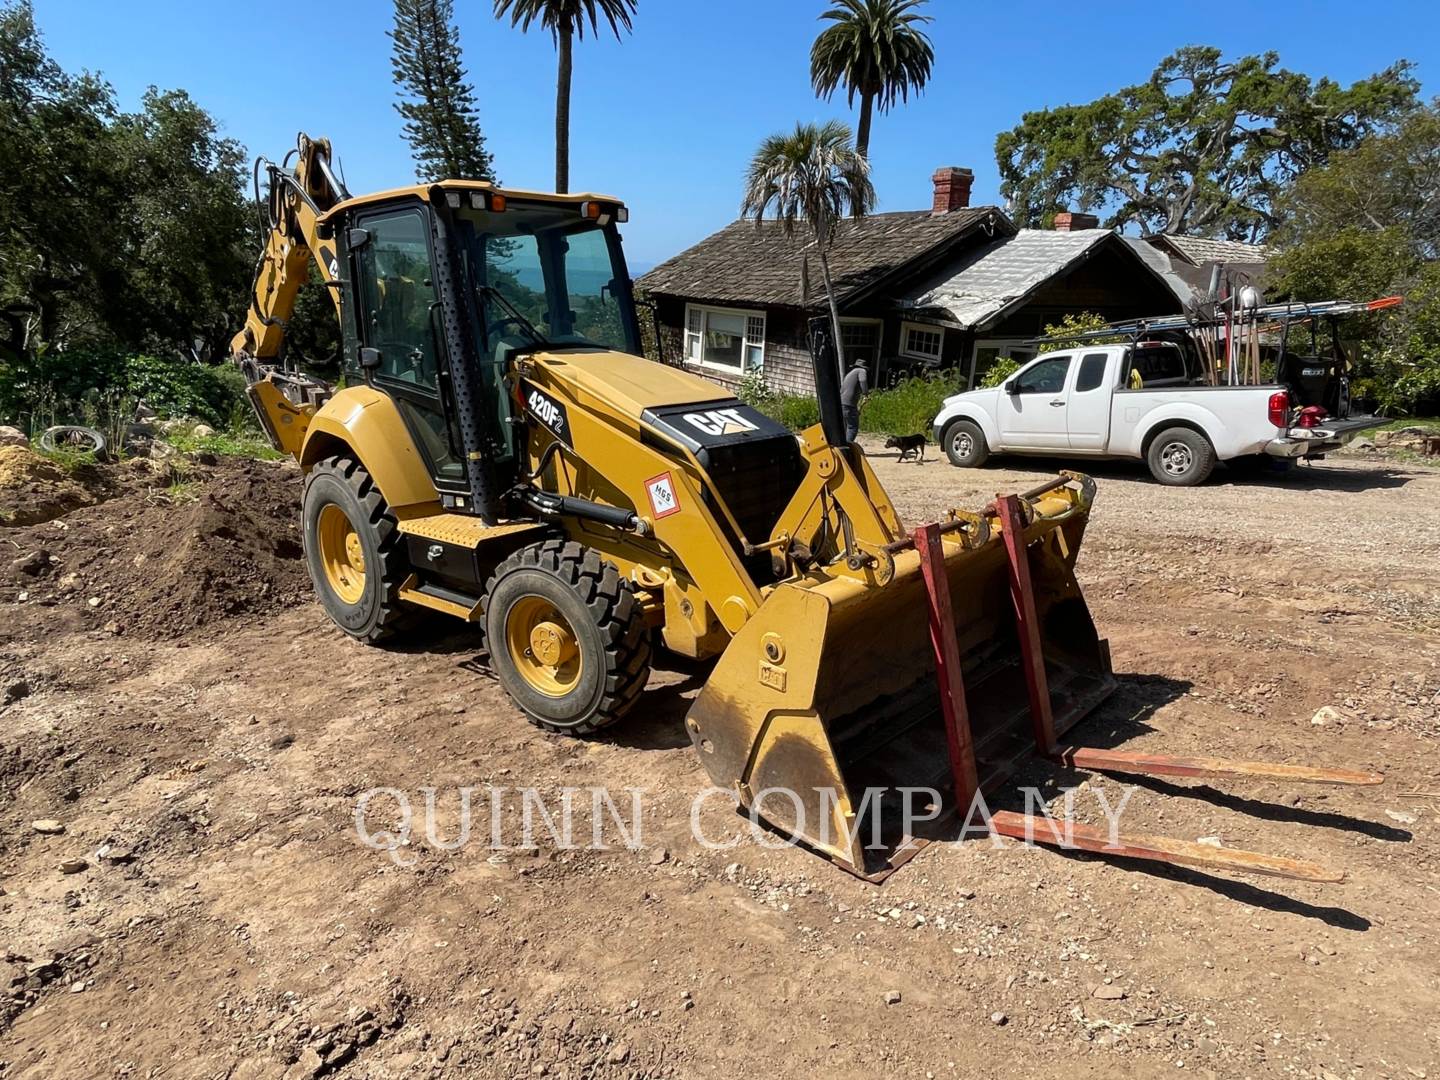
317, 503, 366, 605
505, 595, 583, 697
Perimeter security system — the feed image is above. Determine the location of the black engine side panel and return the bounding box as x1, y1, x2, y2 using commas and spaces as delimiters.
642, 401, 807, 569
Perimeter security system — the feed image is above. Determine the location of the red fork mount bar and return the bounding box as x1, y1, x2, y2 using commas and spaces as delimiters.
909, 478, 1384, 885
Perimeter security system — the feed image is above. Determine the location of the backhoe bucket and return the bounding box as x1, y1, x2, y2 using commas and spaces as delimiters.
685, 477, 1115, 877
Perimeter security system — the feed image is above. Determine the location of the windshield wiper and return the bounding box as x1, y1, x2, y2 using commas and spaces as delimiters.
477, 285, 551, 348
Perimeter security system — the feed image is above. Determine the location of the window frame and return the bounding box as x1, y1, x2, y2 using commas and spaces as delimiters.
899, 319, 946, 362
969, 338, 1039, 390
683, 302, 766, 373
348, 200, 468, 491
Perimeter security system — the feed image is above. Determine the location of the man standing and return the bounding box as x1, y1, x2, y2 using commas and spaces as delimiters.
840, 358, 869, 445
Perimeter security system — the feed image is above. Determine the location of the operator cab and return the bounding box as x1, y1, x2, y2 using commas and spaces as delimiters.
336, 184, 638, 500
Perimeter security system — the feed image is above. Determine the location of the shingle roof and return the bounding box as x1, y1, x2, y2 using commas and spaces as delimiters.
899, 229, 1155, 330
1144, 234, 1272, 267
1122, 237, 1206, 306
637, 207, 1002, 309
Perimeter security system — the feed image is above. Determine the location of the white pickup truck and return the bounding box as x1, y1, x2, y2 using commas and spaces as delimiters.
931, 343, 1384, 485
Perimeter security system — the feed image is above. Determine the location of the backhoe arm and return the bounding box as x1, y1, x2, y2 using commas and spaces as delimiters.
231, 133, 348, 363
231, 134, 351, 453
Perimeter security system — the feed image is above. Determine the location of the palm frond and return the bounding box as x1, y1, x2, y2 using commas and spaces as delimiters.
809, 0, 933, 111
493, 0, 636, 42
740, 120, 875, 247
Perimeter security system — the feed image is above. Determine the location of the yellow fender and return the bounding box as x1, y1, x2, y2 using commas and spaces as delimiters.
298, 385, 441, 515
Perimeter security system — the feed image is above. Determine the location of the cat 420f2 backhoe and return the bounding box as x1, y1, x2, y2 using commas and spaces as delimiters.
232, 135, 1117, 876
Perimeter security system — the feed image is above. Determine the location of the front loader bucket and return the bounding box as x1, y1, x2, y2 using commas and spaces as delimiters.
685, 477, 1115, 877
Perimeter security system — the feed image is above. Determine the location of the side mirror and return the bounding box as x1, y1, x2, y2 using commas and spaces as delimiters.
1005, 379, 1021, 396
359, 346, 382, 371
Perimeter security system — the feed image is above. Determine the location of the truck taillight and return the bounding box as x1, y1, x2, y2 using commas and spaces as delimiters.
1267, 391, 1290, 428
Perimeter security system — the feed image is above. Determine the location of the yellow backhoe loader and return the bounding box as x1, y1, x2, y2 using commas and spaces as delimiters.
233, 134, 1121, 877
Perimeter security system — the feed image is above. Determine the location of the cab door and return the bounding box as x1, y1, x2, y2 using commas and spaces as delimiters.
349, 203, 466, 488
997, 353, 1072, 448
1065, 351, 1114, 450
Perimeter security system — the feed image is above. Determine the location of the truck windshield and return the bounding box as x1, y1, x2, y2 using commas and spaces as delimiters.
458, 203, 638, 355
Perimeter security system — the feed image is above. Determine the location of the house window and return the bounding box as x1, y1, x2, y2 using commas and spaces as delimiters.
901, 321, 945, 361
970, 338, 1038, 389
683, 304, 765, 371
839, 319, 880, 364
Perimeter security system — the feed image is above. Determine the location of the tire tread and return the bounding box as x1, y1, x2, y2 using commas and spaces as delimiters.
303, 456, 414, 642
484, 540, 651, 735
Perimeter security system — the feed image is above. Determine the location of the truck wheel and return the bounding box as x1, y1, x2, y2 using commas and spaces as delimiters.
484, 540, 651, 735
302, 456, 414, 641
943, 419, 990, 468
1147, 428, 1215, 486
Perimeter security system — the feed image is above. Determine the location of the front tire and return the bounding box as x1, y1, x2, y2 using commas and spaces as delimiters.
1146, 428, 1215, 486
943, 419, 990, 468
302, 456, 413, 641
484, 540, 651, 735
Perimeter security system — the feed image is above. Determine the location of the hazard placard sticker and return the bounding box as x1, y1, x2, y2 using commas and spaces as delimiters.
644, 472, 681, 519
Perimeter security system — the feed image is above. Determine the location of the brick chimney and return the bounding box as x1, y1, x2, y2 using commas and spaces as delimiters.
931, 167, 974, 213
1053, 209, 1100, 232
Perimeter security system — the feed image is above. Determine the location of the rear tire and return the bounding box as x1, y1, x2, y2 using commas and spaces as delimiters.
302, 456, 414, 642
484, 540, 651, 735
1146, 428, 1215, 486
943, 419, 990, 468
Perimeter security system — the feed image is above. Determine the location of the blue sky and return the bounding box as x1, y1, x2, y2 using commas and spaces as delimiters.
34, 0, 1440, 269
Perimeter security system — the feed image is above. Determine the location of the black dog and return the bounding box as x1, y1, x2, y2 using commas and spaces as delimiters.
885, 433, 927, 462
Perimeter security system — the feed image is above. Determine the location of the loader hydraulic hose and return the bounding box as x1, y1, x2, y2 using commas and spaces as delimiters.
513, 486, 647, 535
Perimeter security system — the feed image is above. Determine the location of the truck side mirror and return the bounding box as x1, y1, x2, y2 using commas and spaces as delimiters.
1005, 379, 1021, 396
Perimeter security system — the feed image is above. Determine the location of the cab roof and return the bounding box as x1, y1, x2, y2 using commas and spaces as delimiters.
318, 180, 625, 225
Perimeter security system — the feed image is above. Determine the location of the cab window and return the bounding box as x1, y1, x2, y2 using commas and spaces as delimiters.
355, 208, 440, 389
1012, 355, 1071, 394
1075, 353, 1109, 392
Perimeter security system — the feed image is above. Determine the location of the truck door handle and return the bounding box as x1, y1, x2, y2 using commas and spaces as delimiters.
1049, 399, 1065, 407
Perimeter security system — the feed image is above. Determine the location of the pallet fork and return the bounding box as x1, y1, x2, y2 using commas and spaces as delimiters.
901, 474, 1383, 885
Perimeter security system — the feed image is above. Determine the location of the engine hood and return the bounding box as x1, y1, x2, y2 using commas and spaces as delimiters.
944, 386, 998, 407
525, 347, 798, 469
533, 348, 735, 420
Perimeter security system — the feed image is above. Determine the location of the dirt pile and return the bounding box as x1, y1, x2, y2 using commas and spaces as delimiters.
0, 445, 104, 526
3, 457, 308, 639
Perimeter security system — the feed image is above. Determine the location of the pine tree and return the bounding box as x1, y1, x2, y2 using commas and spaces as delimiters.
389, 0, 495, 182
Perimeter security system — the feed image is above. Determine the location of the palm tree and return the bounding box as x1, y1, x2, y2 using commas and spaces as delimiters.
809, 0, 934, 160
740, 120, 875, 360
492, 0, 636, 193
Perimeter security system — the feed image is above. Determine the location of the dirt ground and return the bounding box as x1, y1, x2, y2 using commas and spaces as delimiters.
1, 442, 1437, 1079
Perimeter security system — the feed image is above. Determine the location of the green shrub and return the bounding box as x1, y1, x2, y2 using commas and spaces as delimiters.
755, 392, 821, 431
735, 369, 773, 408
859, 372, 962, 438
1038, 312, 1122, 353
32, 441, 98, 474
980, 357, 1020, 388
163, 427, 282, 462
121, 355, 246, 426
0, 350, 247, 431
